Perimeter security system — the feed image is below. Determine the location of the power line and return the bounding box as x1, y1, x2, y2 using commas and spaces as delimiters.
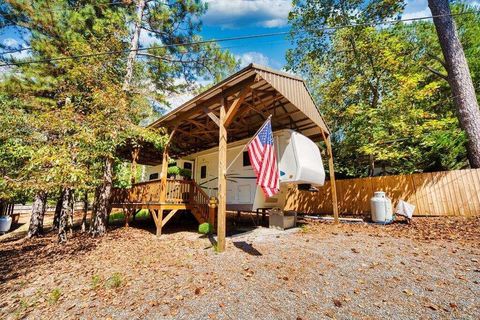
0, 47, 31, 55
0, 10, 478, 68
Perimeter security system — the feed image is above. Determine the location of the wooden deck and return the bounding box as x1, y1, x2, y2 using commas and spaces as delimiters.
110, 179, 215, 235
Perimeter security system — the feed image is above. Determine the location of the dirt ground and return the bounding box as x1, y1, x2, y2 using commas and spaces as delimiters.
1, 214, 479, 320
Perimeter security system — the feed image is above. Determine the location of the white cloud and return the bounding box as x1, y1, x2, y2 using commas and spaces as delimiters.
2, 38, 18, 47
139, 29, 159, 47
402, 0, 429, 20
204, 0, 291, 29
236, 51, 269, 67
402, 7, 431, 21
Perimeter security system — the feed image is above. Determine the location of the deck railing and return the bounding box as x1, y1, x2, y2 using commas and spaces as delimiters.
111, 179, 210, 221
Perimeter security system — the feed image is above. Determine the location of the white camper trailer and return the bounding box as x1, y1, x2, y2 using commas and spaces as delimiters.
142, 129, 325, 212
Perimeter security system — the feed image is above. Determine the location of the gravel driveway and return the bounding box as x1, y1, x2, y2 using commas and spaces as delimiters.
1, 217, 479, 319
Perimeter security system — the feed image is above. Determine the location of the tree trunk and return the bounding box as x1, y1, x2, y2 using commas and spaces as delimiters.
122, 0, 146, 91
81, 191, 88, 233
68, 189, 75, 236
90, 157, 113, 237
52, 188, 65, 230
27, 191, 47, 238
58, 187, 71, 243
428, 0, 480, 168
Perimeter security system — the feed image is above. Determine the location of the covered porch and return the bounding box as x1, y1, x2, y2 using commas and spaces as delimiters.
112, 63, 339, 252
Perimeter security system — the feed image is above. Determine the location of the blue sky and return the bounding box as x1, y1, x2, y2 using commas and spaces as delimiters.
1, 0, 450, 69
196, 0, 450, 69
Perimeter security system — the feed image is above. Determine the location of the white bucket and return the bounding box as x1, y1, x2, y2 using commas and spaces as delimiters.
0, 215, 12, 233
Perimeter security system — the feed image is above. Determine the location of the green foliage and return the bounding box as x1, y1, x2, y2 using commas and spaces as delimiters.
49, 288, 61, 304
106, 272, 123, 289
167, 166, 181, 177
91, 275, 101, 289
0, 1, 237, 202
167, 166, 192, 179
179, 168, 192, 179
198, 222, 213, 234
287, 1, 476, 177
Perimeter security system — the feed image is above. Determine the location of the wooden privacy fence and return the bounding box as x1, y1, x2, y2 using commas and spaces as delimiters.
285, 168, 480, 217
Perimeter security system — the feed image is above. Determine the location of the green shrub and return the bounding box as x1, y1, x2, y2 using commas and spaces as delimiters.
179, 168, 192, 179
198, 222, 213, 234
167, 166, 180, 177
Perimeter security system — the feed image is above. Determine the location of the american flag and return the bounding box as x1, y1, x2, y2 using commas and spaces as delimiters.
247, 119, 280, 197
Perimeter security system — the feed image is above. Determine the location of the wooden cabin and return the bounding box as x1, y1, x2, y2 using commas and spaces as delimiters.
112, 63, 339, 251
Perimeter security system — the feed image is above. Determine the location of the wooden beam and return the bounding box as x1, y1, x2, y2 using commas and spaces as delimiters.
224, 86, 250, 127
217, 97, 227, 252
202, 106, 220, 127
161, 209, 178, 227
321, 132, 339, 224
159, 76, 257, 128
150, 208, 162, 236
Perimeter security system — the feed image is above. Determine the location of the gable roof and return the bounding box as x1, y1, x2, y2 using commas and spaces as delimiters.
132, 63, 330, 164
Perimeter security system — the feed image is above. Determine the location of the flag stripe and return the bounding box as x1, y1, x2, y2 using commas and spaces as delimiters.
247, 120, 279, 198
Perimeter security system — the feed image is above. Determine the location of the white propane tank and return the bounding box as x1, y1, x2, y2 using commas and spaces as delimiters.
370, 191, 393, 223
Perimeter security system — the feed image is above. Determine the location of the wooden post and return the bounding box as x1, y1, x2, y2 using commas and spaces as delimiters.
159, 128, 177, 204
159, 149, 169, 203
153, 209, 162, 236
208, 197, 218, 227
130, 147, 140, 185
324, 136, 339, 224
217, 97, 227, 252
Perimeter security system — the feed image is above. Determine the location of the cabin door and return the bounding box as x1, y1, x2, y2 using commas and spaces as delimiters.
182, 160, 194, 180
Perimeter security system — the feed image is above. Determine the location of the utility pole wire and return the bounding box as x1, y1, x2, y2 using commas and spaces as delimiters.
0, 10, 478, 67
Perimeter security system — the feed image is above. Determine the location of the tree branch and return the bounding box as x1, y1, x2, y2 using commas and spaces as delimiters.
424, 65, 449, 81
426, 52, 447, 69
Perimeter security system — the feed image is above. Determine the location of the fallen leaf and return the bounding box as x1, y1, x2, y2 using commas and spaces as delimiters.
403, 289, 414, 296
426, 304, 438, 311
333, 299, 342, 307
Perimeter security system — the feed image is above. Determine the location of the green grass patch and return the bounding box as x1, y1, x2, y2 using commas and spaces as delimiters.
49, 288, 61, 304
106, 272, 123, 289
299, 224, 310, 233
91, 275, 101, 288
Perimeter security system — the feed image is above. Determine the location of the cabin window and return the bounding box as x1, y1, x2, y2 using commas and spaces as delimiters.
200, 165, 207, 179
183, 162, 192, 170
168, 161, 177, 167
243, 151, 251, 167
149, 173, 159, 180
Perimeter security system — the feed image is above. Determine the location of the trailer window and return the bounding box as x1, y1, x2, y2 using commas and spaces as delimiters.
149, 173, 159, 180
200, 165, 207, 179
243, 151, 251, 167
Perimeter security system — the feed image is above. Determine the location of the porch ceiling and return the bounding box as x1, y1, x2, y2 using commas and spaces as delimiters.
133, 64, 330, 165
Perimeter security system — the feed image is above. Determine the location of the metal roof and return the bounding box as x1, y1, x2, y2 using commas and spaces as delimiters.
134, 64, 330, 164
151, 63, 329, 134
